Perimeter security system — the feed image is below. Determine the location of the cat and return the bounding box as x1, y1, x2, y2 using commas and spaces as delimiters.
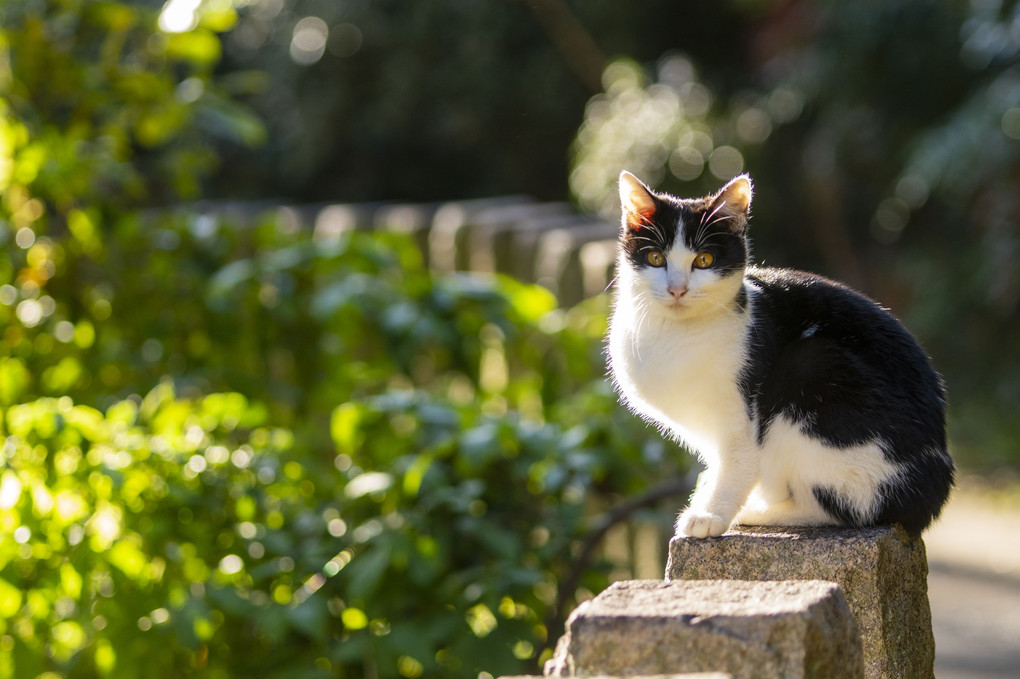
607, 170, 954, 538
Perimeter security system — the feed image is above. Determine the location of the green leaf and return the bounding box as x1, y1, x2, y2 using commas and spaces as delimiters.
165, 29, 222, 65
59, 562, 83, 599
345, 544, 391, 601
508, 281, 557, 323
403, 454, 433, 497
287, 597, 328, 641
0, 577, 23, 618
41, 356, 84, 394
108, 538, 151, 582
331, 402, 364, 456
0, 357, 30, 405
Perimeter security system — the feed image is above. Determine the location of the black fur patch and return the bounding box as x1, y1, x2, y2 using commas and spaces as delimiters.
620, 191, 748, 276
739, 267, 954, 535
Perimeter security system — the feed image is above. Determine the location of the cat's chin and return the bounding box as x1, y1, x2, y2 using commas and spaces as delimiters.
661, 300, 693, 314
651, 296, 708, 317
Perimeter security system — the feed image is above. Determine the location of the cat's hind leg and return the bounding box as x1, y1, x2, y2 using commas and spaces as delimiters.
734, 488, 836, 528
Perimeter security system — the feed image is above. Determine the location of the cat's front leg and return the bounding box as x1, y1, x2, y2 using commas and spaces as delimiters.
676, 506, 733, 538
675, 447, 758, 538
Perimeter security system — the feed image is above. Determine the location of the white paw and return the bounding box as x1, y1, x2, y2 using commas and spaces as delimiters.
675, 508, 732, 538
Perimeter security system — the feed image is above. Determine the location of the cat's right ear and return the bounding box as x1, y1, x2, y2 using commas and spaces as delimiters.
619, 171, 656, 231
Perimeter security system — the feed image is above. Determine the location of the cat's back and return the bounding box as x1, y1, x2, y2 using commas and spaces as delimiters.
743, 266, 937, 377
746, 266, 901, 333
742, 265, 946, 453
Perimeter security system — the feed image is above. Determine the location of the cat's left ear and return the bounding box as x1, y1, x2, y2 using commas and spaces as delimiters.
619, 171, 657, 231
708, 174, 753, 232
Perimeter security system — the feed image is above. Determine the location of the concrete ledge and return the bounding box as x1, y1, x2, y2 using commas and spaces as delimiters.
666, 525, 933, 679
544, 579, 861, 678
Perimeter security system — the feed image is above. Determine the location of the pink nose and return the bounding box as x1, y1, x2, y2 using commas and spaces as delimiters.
669, 286, 688, 299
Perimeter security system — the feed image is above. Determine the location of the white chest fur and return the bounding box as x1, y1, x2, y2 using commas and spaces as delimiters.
607, 284, 753, 460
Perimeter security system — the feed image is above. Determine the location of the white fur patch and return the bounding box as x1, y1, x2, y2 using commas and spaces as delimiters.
742, 416, 901, 526
609, 272, 752, 462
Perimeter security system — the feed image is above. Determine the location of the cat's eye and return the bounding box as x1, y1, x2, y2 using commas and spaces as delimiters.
693, 252, 715, 269
645, 250, 666, 267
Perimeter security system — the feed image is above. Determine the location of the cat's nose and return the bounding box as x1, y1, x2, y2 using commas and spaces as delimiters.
669, 285, 688, 299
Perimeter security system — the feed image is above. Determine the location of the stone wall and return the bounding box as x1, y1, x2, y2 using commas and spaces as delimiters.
666, 526, 934, 679
513, 526, 933, 679
185, 196, 619, 307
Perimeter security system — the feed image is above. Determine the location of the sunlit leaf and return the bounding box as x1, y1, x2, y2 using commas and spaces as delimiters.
402, 454, 432, 496
344, 471, 392, 499
340, 607, 368, 630
41, 356, 84, 394
65, 404, 106, 441
50, 621, 85, 662
331, 402, 363, 456
0, 471, 22, 510
165, 29, 221, 65
0, 357, 29, 405
508, 281, 557, 324
198, 1, 238, 33
94, 638, 117, 674
0, 578, 22, 618
59, 562, 83, 599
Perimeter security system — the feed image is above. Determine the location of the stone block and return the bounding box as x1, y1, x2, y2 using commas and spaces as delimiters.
503, 675, 731, 679
534, 221, 617, 306
666, 525, 933, 679
466, 202, 573, 272
545, 579, 861, 678
429, 196, 532, 272
579, 239, 618, 299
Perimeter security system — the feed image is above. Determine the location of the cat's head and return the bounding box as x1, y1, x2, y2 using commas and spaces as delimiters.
616, 171, 752, 318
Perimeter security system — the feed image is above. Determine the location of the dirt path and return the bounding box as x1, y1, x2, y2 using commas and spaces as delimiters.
925, 478, 1020, 678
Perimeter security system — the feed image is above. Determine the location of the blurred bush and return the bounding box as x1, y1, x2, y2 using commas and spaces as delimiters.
1, 221, 681, 678
0, 4, 683, 676
0, 0, 264, 226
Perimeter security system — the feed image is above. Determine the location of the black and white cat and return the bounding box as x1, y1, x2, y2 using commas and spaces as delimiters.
608, 171, 954, 538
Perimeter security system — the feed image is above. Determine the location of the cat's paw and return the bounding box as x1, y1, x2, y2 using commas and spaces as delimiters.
675, 508, 732, 538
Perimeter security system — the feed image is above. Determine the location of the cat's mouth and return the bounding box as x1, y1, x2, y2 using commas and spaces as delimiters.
658, 294, 694, 312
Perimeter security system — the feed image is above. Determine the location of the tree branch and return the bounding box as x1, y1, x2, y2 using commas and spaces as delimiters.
524, 0, 606, 94
539, 477, 692, 664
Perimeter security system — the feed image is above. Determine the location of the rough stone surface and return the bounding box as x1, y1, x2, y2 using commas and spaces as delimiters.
506, 675, 732, 679
544, 579, 862, 678
665, 525, 933, 679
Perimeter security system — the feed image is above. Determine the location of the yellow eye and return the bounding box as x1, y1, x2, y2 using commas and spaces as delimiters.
645, 250, 666, 267
693, 252, 715, 269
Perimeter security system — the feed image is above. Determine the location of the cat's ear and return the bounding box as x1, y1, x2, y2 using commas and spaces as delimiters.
619, 171, 656, 231
708, 174, 753, 232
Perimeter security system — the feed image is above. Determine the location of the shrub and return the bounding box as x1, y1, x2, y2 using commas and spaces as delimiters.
1, 224, 687, 678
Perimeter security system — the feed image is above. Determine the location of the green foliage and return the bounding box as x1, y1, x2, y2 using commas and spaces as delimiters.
1, 219, 678, 677
0, 387, 650, 678
0, 7, 679, 660
0, 0, 263, 235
